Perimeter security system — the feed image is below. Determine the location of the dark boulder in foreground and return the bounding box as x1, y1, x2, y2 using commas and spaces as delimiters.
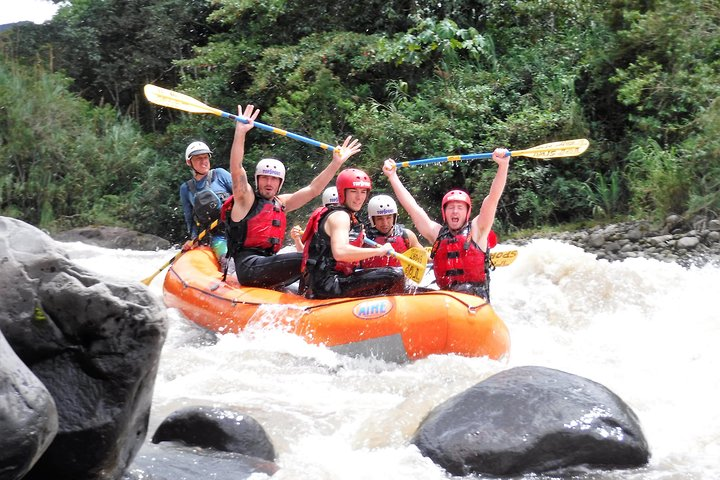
0, 216, 168, 479
53, 225, 171, 251
412, 365, 649, 476
0, 331, 58, 480
152, 406, 276, 462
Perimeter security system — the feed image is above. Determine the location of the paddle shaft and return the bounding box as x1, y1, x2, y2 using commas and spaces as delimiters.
140, 220, 219, 285
144, 85, 335, 152
363, 237, 425, 270
396, 139, 588, 168
397, 145, 576, 168
218, 111, 335, 152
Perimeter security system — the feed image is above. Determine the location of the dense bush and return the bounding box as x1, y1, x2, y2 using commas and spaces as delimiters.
1, 0, 718, 243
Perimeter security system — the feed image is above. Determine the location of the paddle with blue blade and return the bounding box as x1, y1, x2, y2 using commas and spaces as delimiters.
396, 139, 589, 168
364, 237, 428, 283
144, 84, 335, 152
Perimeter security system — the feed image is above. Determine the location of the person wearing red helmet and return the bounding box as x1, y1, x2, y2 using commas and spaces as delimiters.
382, 148, 510, 300
299, 168, 406, 299
222, 104, 361, 290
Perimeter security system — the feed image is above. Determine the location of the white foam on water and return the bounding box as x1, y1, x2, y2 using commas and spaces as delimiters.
62, 238, 720, 479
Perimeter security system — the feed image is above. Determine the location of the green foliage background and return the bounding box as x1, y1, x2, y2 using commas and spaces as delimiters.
1, 0, 719, 244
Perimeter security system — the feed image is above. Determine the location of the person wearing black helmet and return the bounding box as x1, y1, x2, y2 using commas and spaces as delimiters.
222, 104, 361, 290
179, 141, 233, 262
382, 148, 509, 301
299, 168, 406, 299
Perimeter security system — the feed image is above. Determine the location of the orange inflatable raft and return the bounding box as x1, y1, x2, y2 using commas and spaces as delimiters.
163, 247, 510, 362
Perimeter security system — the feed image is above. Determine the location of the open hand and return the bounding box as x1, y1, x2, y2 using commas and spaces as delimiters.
236, 104, 260, 134
332, 136, 362, 164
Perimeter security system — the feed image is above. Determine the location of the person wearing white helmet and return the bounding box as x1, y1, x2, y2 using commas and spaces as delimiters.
222, 103, 361, 290
179, 140, 233, 261
382, 148, 510, 301
360, 194, 422, 269
321, 186, 339, 206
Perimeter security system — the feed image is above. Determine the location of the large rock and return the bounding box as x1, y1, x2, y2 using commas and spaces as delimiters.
411, 366, 649, 476
152, 406, 276, 461
0, 216, 168, 479
0, 331, 58, 480
53, 226, 171, 251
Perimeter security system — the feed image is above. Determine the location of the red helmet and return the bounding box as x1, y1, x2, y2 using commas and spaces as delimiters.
336, 168, 372, 204
441, 189, 472, 224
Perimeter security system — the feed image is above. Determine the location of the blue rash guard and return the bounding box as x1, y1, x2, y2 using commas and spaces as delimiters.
179, 168, 233, 237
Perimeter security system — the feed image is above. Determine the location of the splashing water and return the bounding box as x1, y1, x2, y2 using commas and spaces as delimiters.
61, 238, 720, 480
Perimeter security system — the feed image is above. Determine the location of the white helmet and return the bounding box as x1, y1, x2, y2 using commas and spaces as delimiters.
255, 158, 286, 192
322, 186, 339, 206
367, 194, 398, 228
185, 141, 212, 163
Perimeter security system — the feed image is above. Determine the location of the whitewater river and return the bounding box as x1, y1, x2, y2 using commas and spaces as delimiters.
60, 239, 719, 480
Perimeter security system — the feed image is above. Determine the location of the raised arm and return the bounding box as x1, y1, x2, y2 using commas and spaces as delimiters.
229, 104, 260, 222
282, 136, 362, 212
471, 148, 510, 250
383, 159, 441, 243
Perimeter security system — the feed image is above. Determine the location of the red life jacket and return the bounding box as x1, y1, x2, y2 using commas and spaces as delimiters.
431, 224, 489, 289
222, 193, 286, 256
301, 205, 364, 276
360, 224, 409, 268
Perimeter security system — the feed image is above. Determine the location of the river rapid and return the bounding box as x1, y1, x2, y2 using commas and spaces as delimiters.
61, 239, 719, 480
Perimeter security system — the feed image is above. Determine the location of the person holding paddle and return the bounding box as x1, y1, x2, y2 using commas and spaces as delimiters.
223, 104, 361, 290
299, 168, 406, 299
179, 141, 233, 264
382, 148, 509, 301
360, 194, 422, 269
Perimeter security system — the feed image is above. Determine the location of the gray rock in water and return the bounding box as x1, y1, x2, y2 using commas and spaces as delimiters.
123, 442, 278, 480
0, 216, 168, 480
152, 406, 276, 462
411, 365, 649, 476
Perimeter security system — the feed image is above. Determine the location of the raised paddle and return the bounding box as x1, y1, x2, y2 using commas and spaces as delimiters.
140, 219, 219, 286
364, 238, 428, 283
396, 139, 589, 168
144, 84, 336, 152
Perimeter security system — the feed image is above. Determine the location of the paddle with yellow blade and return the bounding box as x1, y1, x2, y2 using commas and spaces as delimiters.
423, 246, 518, 267
364, 238, 428, 283
396, 139, 589, 168
140, 219, 219, 286
144, 84, 336, 152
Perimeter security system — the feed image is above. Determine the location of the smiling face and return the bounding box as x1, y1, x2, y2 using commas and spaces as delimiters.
343, 188, 369, 212
256, 175, 282, 199
372, 214, 395, 235
188, 153, 211, 176
444, 200, 469, 231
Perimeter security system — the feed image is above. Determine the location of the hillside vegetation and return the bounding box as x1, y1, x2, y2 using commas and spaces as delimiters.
1, 0, 718, 242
